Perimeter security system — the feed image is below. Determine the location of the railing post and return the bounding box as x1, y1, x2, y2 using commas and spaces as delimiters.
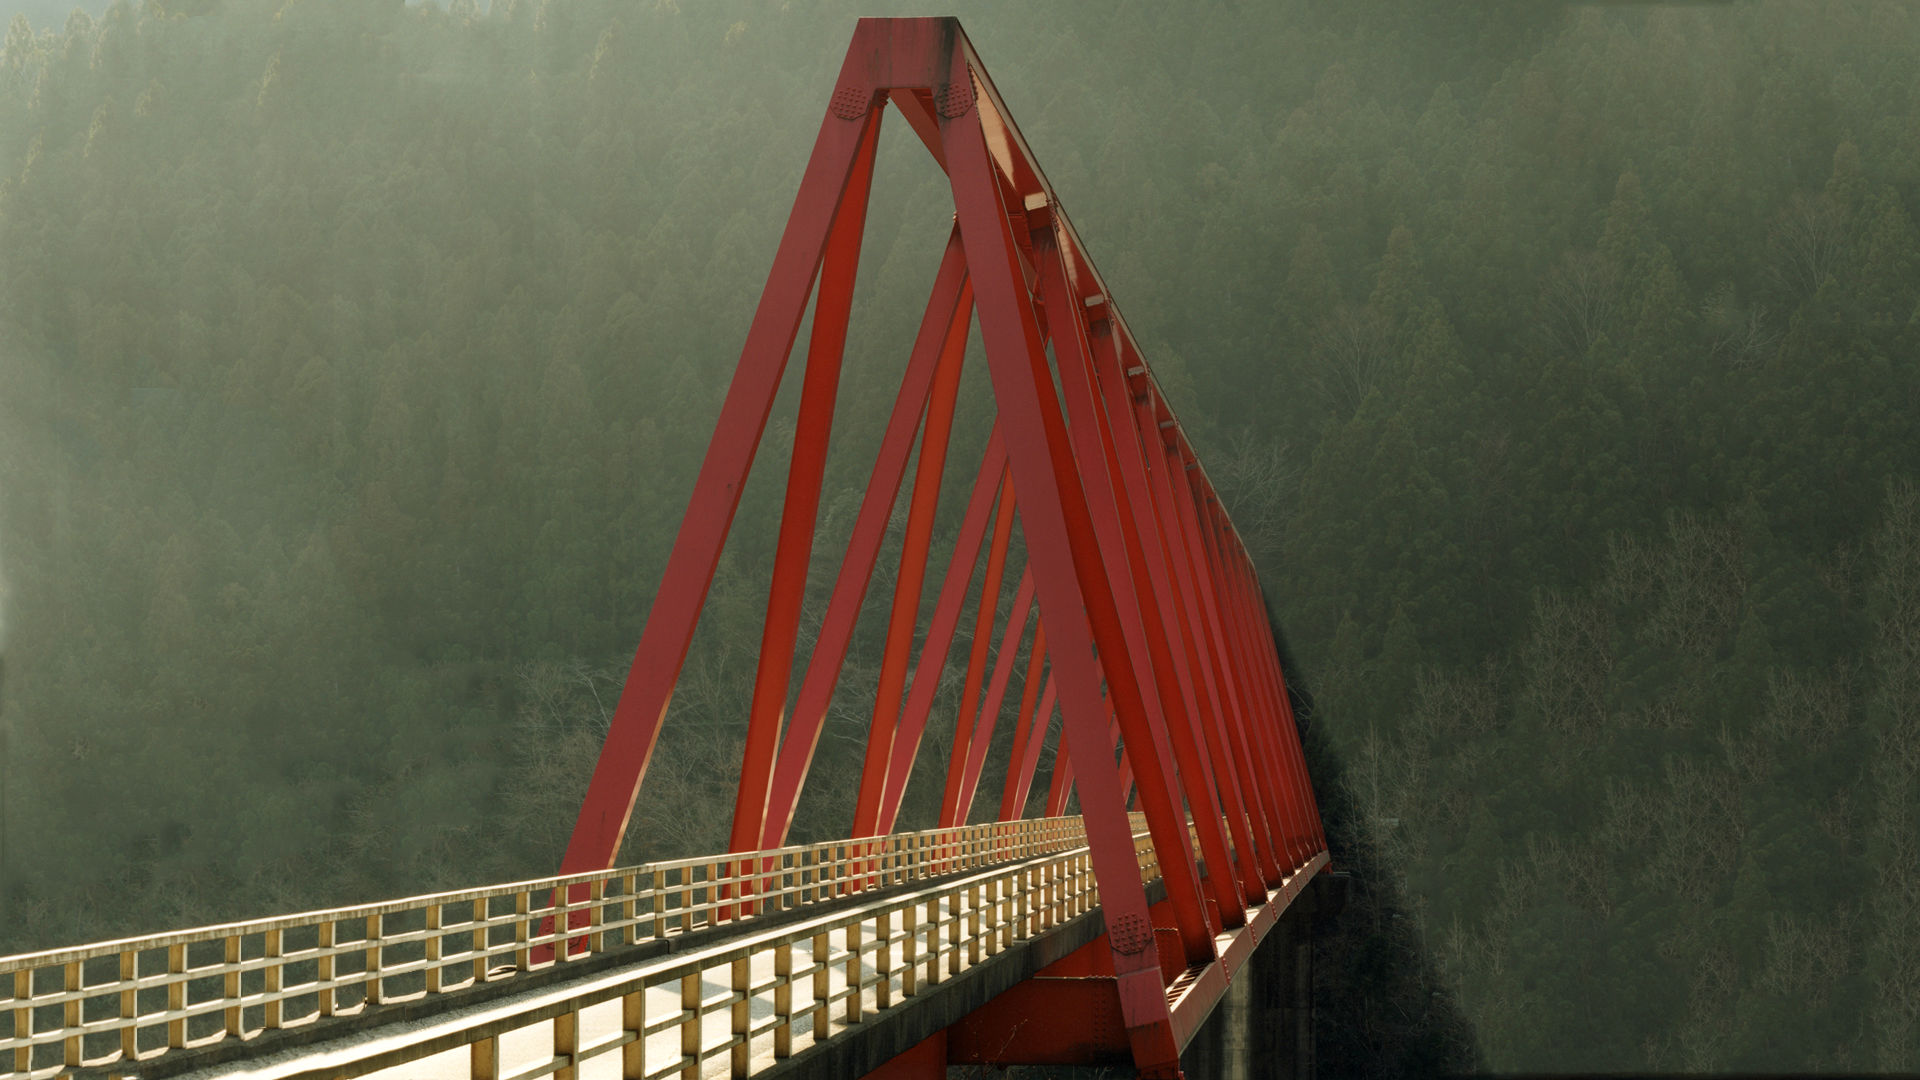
967, 885, 982, 966
622, 989, 646, 1079
845, 922, 863, 1023
651, 872, 667, 941
514, 891, 532, 972
555, 1007, 579, 1080
680, 868, 694, 935
1016, 868, 1031, 939
262, 929, 283, 1030
10, 968, 30, 1075
471, 1034, 499, 1080
62, 959, 81, 1068
875, 910, 892, 1010
901, 905, 918, 998
625, 872, 641, 946
223, 936, 243, 1039
589, 878, 607, 954
166, 944, 187, 1047
1043, 861, 1055, 928
773, 943, 794, 1058
120, 950, 139, 1062
472, 900, 491, 984
924, 896, 939, 987
425, 904, 444, 994
730, 957, 751, 1077
679, 971, 701, 1080
811, 932, 829, 1040
1006, 876, 1021, 949
947, 889, 963, 977
316, 922, 336, 1018
364, 914, 384, 1006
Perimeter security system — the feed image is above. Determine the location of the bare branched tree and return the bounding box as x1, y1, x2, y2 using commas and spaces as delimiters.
1537, 249, 1619, 359
1309, 303, 1394, 417
1410, 660, 1503, 743
1519, 589, 1613, 734
1599, 776, 1656, 854
1601, 531, 1659, 607
1873, 479, 1920, 776
1761, 661, 1856, 751
1647, 756, 1743, 901
1870, 479, 1920, 1068
1213, 428, 1299, 570
1644, 511, 1747, 660
1767, 191, 1849, 301
1700, 280, 1780, 368
1762, 909, 1854, 1005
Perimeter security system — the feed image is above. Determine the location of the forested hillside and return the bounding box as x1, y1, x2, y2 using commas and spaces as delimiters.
3, 1, 1918, 1073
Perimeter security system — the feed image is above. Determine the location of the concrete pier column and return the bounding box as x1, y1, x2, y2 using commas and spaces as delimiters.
1182, 871, 1346, 1080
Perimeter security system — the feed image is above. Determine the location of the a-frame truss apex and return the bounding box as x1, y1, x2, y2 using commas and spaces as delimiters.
556, 17, 1329, 1079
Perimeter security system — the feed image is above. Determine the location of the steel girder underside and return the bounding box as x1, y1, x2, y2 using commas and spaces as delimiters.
554, 17, 1329, 1079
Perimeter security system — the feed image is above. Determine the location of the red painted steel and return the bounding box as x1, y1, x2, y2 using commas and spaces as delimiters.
948, 979, 1130, 1065
940, 473, 1019, 828
937, 42, 1186, 1069
1101, 343, 1266, 907
1037, 233, 1243, 932
559, 19, 1329, 1077
1043, 725, 1074, 817
852, 283, 974, 839
729, 108, 882, 862
875, 449, 1010, 835
1190, 484, 1313, 860
759, 235, 972, 849
1197, 490, 1310, 866
1005, 673, 1057, 818
998, 626, 1047, 820
1161, 438, 1287, 886
865, 1030, 949, 1079
557, 70, 883, 879
948, 570, 1035, 827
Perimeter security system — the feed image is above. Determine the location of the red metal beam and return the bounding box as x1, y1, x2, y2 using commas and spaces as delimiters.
1037, 230, 1243, 931
1005, 673, 1056, 818
1159, 436, 1288, 885
759, 231, 971, 849
863, 1030, 949, 1080
947, 570, 1035, 827
938, 43, 1185, 1072
947, 979, 1130, 1066
1043, 723, 1074, 817
557, 64, 885, 879
852, 280, 974, 838
728, 105, 882, 862
998, 626, 1047, 820
1099, 343, 1266, 907
875, 450, 1011, 835
940, 473, 1019, 827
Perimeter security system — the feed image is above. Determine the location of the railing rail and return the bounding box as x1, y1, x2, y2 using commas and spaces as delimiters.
105, 819, 1197, 1080
1, 815, 1139, 1077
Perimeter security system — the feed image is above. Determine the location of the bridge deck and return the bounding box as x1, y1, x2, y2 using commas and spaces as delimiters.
3, 819, 1110, 1080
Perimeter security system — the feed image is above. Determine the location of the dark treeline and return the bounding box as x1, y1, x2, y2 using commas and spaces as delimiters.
2, 0, 1918, 1072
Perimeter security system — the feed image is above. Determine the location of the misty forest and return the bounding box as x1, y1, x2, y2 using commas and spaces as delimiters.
3, 0, 1919, 1074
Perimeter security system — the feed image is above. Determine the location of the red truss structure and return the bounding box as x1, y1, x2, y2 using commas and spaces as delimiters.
555, 17, 1328, 1077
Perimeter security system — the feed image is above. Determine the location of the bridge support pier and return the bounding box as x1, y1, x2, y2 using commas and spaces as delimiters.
1179, 881, 1324, 1080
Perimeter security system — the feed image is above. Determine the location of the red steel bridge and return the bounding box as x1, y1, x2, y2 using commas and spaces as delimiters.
2, 18, 1330, 1080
